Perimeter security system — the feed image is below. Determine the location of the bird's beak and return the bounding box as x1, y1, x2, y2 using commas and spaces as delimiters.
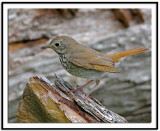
41, 45, 50, 49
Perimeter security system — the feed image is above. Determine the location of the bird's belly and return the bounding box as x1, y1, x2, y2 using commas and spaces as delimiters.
59, 58, 103, 80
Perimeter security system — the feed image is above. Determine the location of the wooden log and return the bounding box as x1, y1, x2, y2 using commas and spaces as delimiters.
17, 75, 127, 123
112, 9, 144, 27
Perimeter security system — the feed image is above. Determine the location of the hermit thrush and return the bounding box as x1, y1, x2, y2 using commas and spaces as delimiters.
41, 36, 148, 96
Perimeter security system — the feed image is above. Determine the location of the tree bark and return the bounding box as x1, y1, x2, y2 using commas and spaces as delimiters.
17, 75, 127, 123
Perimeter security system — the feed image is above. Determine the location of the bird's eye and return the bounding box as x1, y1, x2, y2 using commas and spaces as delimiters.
55, 42, 60, 47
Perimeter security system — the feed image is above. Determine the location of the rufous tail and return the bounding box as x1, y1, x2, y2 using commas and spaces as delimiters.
106, 47, 149, 63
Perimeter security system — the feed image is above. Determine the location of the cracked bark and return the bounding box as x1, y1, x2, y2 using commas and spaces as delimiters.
17, 75, 127, 123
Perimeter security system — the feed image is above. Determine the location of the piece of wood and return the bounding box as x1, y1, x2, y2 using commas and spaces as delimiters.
112, 9, 144, 27
17, 75, 127, 123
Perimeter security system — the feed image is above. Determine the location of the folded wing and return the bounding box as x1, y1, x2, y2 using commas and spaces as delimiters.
68, 47, 119, 73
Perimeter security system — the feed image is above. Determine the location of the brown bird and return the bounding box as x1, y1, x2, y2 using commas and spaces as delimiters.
41, 36, 149, 96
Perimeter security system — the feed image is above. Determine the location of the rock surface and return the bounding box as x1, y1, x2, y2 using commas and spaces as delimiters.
8, 9, 151, 123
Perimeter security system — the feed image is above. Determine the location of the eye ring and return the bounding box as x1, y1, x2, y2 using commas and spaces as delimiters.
55, 42, 59, 47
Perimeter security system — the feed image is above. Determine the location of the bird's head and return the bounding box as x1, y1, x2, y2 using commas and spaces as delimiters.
41, 36, 78, 55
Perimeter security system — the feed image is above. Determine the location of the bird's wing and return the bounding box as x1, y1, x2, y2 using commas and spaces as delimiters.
68, 49, 119, 73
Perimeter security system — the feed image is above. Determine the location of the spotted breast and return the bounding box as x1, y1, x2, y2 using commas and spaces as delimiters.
59, 55, 103, 80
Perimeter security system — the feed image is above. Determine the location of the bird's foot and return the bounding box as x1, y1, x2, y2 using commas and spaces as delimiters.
66, 85, 84, 93
67, 80, 100, 101
67, 85, 90, 101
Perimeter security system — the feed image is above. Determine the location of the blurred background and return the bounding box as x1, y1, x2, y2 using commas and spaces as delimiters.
8, 9, 151, 123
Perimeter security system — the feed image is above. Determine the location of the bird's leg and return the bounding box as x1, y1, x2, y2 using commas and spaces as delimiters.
81, 80, 94, 89
66, 80, 94, 93
70, 80, 100, 101
86, 80, 100, 97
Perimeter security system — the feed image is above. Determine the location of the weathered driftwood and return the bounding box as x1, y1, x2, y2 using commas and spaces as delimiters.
112, 9, 144, 27
17, 75, 127, 123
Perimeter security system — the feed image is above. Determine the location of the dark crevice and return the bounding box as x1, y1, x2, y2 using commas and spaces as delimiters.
9, 36, 49, 45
